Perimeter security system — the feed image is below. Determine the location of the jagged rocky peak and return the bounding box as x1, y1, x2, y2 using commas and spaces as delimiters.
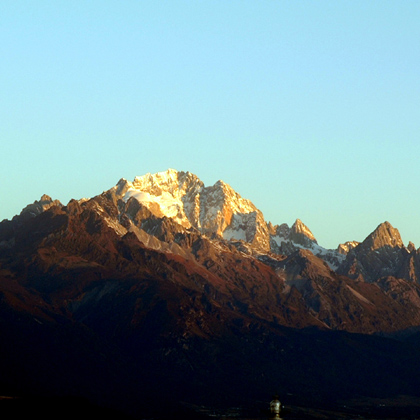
269, 220, 346, 270
114, 177, 132, 196
337, 241, 360, 255
200, 179, 259, 228
363, 221, 404, 250
193, 174, 270, 250
274, 223, 290, 238
40, 194, 53, 202
272, 219, 316, 243
337, 221, 409, 283
407, 241, 417, 253
17, 194, 62, 220
289, 219, 318, 246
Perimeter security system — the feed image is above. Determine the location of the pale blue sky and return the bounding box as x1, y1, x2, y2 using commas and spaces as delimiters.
1, 1, 420, 249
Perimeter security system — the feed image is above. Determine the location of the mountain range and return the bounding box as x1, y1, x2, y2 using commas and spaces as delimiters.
2, 168, 420, 419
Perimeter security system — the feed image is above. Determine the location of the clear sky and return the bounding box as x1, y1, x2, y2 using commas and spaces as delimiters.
1, 1, 420, 249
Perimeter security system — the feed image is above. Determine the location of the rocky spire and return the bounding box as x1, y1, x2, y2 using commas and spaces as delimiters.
362, 221, 404, 250
288, 219, 318, 247
337, 221, 407, 282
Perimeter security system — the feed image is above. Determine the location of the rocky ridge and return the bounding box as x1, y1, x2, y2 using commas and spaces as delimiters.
104, 170, 358, 265
5, 169, 420, 285
109, 169, 415, 276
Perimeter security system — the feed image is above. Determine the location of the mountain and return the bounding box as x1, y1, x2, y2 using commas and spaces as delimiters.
113, 169, 271, 250
338, 221, 420, 283
2, 169, 420, 418
110, 170, 353, 268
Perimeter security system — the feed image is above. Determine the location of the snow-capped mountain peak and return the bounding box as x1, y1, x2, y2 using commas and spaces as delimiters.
6, 168, 420, 285
109, 169, 270, 249
106, 169, 353, 264
132, 169, 203, 198
113, 169, 202, 228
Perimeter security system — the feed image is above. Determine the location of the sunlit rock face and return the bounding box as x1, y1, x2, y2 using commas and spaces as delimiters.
289, 218, 318, 246
109, 169, 271, 251
337, 221, 418, 283
337, 241, 360, 255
